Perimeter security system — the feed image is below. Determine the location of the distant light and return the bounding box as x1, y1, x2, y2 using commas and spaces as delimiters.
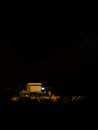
25, 95, 29, 97
41, 87, 45, 90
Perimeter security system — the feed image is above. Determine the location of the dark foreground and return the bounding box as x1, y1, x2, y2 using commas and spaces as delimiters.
0, 97, 96, 114
0, 97, 97, 128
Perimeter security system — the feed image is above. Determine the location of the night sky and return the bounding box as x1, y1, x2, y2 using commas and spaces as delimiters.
0, 4, 97, 94
0, 31, 97, 95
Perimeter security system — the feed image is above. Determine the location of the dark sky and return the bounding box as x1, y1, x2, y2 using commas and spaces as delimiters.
0, 3, 97, 94
0, 31, 97, 95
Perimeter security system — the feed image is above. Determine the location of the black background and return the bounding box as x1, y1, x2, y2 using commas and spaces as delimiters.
0, 2, 97, 95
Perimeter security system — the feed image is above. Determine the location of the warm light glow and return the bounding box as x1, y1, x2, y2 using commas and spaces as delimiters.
27, 83, 42, 86
26, 83, 43, 93
29, 85, 41, 92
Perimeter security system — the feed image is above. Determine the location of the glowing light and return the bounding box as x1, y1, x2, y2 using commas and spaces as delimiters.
41, 87, 45, 90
